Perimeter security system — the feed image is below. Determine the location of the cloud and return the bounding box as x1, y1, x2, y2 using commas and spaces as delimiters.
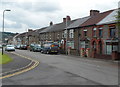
0, 0, 119, 33
2, 1, 61, 13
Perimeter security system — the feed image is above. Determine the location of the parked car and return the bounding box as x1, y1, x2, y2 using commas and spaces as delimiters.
32, 44, 42, 52
15, 44, 21, 49
20, 45, 27, 50
29, 44, 35, 51
41, 43, 59, 54
0, 44, 2, 48
5, 45, 15, 51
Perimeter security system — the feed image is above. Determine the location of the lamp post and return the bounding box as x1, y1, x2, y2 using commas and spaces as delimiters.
2, 9, 11, 55
66, 16, 68, 55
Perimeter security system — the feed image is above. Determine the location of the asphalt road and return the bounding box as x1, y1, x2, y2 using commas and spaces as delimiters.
2, 49, 119, 85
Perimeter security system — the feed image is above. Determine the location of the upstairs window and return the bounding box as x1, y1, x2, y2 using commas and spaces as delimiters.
69, 29, 74, 38
64, 30, 67, 38
99, 27, 103, 37
84, 29, 87, 36
93, 28, 97, 37
62, 32, 64, 38
57, 33, 60, 39
110, 26, 116, 38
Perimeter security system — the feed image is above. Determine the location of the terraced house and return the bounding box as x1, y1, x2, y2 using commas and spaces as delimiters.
15, 9, 120, 60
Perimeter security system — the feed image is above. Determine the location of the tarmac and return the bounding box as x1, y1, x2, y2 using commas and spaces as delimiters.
1, 51, 38, 79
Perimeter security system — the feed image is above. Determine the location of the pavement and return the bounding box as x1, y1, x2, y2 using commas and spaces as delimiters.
1, 51, 32, 77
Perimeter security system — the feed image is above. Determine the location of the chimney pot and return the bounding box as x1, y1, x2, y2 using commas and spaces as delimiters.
63, 18, 66, 22
66, 16, 71, 21
50, 21, 53, 26
28, 29, 33, 32
90, 10, 100, 16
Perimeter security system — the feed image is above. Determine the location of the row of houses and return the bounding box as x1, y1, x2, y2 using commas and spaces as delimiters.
14, 9, 120, 60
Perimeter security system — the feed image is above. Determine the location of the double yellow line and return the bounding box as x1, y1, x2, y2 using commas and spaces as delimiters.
0, 52, 39, 79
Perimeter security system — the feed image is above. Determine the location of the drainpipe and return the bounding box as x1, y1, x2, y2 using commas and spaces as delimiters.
78, 28, 81, 56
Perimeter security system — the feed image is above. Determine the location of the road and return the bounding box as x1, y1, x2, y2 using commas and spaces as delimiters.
2, 49, 119, 85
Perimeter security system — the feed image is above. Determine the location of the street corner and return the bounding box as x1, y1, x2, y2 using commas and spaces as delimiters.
0, 52, 39, 79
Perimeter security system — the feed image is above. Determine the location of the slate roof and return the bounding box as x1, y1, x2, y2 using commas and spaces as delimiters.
17, 32, 27, 37
48, 21, 73, 32
67, 16, 90, 29
97, 9, 117, 25
40, 20, 75, 33
40, 9, 114, 34
32, 27, 47, 36
40, 25, 54, 33
81, 10, 114, 27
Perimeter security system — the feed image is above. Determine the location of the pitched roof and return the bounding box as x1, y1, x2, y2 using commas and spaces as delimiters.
40, 20, 75, 33
40, 25, 54, 33
67, 16, 90, 29
81, 10, 114, 27
48, 21, 73, 32
33, 27, 47, 35
97, 9, 117, 25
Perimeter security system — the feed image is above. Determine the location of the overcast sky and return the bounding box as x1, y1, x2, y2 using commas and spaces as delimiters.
0, 0, 119, 33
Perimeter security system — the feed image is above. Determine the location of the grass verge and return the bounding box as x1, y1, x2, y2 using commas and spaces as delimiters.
0, 52, 13, 64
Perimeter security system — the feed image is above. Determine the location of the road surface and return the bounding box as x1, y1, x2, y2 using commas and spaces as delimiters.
2, 49, 119, 85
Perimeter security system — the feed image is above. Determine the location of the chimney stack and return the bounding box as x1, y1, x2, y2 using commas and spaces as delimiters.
63, 18, 66, 22
28, 29, 33, 32
50, 21, 53, 26
63, 16, 71, 22
66, 16, 71, 21
90, 10, 100, 16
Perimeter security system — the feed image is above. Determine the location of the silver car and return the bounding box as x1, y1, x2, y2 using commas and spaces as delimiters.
5, 45, 15, 51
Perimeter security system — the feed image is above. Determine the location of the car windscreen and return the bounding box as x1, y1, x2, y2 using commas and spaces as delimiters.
7, 45, 14, 47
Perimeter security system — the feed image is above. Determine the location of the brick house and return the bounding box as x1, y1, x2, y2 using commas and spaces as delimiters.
39, 16, 74, 51
96, 9, 120, 59
78, 10, 114, 58
15, 8, 119, 60
16, 32, 27, 45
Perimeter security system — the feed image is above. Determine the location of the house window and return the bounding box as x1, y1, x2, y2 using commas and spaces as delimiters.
99, 28, 103, 37
93, 28, 97, 37
69, 29, 74, 38
81, 41, 85, 48
93, 41, 96, 49
49, 34, 51, 39
57, 34, 60, 39
106, 42, 118, 55
80, 41, 89, 49
84, 29, 87, 36
64, 30, 67, 38
106, 45, 112, 55
110, 26, 116, 38
62, 32, 64, 38
68, 41, 74, 49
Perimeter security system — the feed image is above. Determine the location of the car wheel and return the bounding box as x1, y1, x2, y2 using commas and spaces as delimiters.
46, 51, 49, 54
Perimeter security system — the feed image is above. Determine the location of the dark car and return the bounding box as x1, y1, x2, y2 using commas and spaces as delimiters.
20, 45, 27, 50
29, 44, 35, 51
32, 44, 42, 52
41, 43, 59, 54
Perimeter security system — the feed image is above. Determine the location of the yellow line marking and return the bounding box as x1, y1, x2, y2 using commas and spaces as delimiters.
0, 52, 39, 79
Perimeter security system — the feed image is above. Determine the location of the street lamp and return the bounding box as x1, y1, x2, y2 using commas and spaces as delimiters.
66, 16, 68, 55
2, 9, 11, 55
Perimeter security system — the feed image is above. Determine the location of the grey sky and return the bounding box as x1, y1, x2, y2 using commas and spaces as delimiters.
0, 0, 119, 33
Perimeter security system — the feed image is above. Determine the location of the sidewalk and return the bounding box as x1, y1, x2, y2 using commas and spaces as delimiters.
2, 52, 32, 74
60, 54, 119, 67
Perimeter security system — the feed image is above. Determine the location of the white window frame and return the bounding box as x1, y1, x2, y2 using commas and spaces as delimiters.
69, 29, 74, 38
64, 30, 67, 38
